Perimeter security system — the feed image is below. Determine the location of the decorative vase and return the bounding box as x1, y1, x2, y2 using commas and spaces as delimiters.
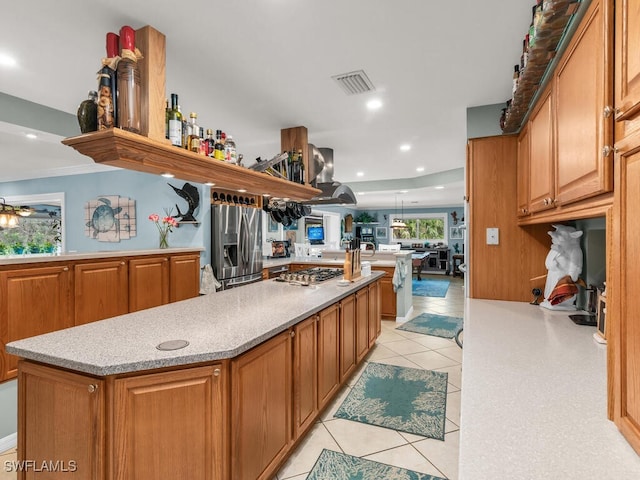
159, 230, 169, 249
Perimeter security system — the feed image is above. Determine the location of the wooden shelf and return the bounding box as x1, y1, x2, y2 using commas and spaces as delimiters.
62, 128, 321, 201
502, 0, 583, 133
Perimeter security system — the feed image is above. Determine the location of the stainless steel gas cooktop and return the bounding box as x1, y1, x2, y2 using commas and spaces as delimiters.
275, 267, 344, 285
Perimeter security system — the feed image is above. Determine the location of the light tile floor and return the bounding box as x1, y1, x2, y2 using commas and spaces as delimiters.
276, 274, 464, 480
0, 274, 465, 480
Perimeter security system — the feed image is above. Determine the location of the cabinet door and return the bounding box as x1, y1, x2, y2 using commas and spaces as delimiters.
74, 260, 128, 326
517, 124, 531, 217
169, 254, 201, 302
611, 131, 640, 454
356, 288, 369, 363
615, 0, 640, 123
113, 364, 226, 480
231, 331, 292, 480
317, 303, 340, 411
293, 315, 317, 439
339, 294, 356, 382
529, 85, 556, 213
369, 280, 381, 346
18, 361, 104, 480
128, 256, 169, 312
555, 0, 613, 206
379, 271, 396, 320
0, 265, 72, 381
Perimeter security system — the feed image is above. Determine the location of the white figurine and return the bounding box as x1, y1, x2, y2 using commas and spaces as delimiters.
540, 224, 584, 310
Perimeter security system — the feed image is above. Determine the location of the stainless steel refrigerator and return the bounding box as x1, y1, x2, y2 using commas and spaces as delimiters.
211, 204, 263, 290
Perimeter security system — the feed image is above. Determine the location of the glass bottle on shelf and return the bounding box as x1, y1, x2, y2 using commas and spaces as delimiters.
204, 128, 215, 156
225, 134, 237, 164
187, 112, 201, 153
214, 130, 225, 161
77, 90, 98, 133
198, 127, 207, 155
298, 149, 305, 184
116, 25, 141, 133
512, 65, 520, 96
167, 93, 183, 147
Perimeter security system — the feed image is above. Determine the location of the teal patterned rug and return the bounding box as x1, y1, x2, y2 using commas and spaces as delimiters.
412, 279, 450, 297
334, 363, 448, 440
397, 313, 463, 339
307, 449, 446, 480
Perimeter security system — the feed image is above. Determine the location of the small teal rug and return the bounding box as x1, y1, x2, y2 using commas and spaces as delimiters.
397, 313, 463, 339
307, 449, 446, 480
334, 362, 448, 439
412, 278, 450, 297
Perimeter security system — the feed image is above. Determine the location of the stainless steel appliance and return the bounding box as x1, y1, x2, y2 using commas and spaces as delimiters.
211, 204, 263, 290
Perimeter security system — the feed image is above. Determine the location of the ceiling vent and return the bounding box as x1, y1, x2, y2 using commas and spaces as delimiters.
332, 70, 375, 95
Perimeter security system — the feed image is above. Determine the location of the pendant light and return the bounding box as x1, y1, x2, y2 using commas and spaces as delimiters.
0, 197, 33, 229
391, 197, 407, 229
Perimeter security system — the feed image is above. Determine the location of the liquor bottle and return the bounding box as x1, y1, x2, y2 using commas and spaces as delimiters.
167, 93, 182, 147
297, 149, 305, 184
97, 32, 119, 130
225, 134, 237, 164
116, 26, 141, 133
165, 98, 170, 139
77, 90, 98, 133
214, 130, 225, 161
204, 128, 215, 156
198, 127, 207, 156
187, 113, 201, 153
512, 65, 520, 96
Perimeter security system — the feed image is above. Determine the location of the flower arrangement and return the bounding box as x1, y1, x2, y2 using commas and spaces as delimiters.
149, 210, 178, 248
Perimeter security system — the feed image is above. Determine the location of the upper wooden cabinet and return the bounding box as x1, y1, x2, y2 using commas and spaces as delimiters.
615, 0, 640, 123
528, 85, 555, 214
0, 265, 73, 381
517, 124, 531, 217
554, 0, 614, 206
74, 259, 128, 325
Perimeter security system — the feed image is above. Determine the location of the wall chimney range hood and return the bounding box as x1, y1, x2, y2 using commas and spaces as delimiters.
304, 146, 357, 205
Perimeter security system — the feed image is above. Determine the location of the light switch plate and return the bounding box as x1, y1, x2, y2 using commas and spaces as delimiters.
486, 227, 499, 245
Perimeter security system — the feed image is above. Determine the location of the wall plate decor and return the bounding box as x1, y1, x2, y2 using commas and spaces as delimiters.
375, 227, 387, 239
85, 195, 136, 242
450, 226, 463, 240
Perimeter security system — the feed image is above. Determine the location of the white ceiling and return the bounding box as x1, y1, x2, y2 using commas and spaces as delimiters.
0, 0, 531, 209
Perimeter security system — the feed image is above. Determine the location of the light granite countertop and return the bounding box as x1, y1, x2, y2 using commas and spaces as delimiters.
460, 299, 640, 478
0, 247, 204, 266
6, 271, 384, 377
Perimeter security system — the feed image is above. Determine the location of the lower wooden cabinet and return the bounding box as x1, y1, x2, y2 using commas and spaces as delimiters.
293, 315, 318, 439
0, 265, 73, 381
74, 260, 128, 326
339, 294, 356, 382
231, 331, 292, 480
368, 280, 381, 346
18, 362, 105, 480
170, 253, 201, 302
378, 269, 396, 320
128, 256, 170, 312
317, 303, 340, 411
355, 288, 369, 363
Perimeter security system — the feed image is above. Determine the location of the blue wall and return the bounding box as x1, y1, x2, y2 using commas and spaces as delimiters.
1, 170, 211, 265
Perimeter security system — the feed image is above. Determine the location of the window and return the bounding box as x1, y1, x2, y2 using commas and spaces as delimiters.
391, 213, 448, 243
0, 193, 65, 255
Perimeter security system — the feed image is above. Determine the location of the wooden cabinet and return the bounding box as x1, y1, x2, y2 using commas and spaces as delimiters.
113, 364, 226, 480
517, 124, 531, 217
554, 0, 613, 206
293, 315, 317, 439
231, 330, 292, 480
377, 267, 396, 320
528, 85, 556, 214
18, 361, 104, 480
611, 129, 640, 454
615, 0, 640, 125
0, 265, 73, 381
169, 253, 201, 302
129, 256, 169, 312
369, 280, 381, 346
339, 294, 356, 382
74, 260, 128, 326
355, 288, 369, 363
317, 303, 340, 411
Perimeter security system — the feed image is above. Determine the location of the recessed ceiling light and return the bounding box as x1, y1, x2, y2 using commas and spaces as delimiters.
0, 53, 17, 67
25, 133, 37, 139
434, 185, 445, 190
357, 192, 366, 195
204, 182, 215, 186
416, 167, 425, 172
400, 144, 411, 152
366, 99, 382, 110
399, 190, 408, 194
161, 172, 175, 178
356, 171, 364, 177
238, 189, 247, 193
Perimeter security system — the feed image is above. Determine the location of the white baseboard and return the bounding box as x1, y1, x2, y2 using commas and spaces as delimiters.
0, 432, 17, 453
396, 305, 414, 323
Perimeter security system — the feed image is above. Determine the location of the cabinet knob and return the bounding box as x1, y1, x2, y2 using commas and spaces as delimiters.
290, 330, 295, 338
602, 145, 613, 157
543, 198, 548, 206
87, 384, 98, 393
603, 105, 615, 118
213, 368, 221, 377
63, 267, 69, 271
121, 261, 125, 265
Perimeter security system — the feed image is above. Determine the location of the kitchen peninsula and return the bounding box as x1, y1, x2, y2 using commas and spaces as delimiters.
263, 248, 413, 321
7, 271, 383, 480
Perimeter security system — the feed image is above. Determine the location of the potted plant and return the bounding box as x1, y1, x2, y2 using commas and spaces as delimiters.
0, 242, 7, 255
11, 242, 25, 255
43, 241, 55, 253
27, 241, 41, 254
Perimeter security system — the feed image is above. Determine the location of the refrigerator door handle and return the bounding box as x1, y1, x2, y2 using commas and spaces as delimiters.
240, 210, 250, 266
